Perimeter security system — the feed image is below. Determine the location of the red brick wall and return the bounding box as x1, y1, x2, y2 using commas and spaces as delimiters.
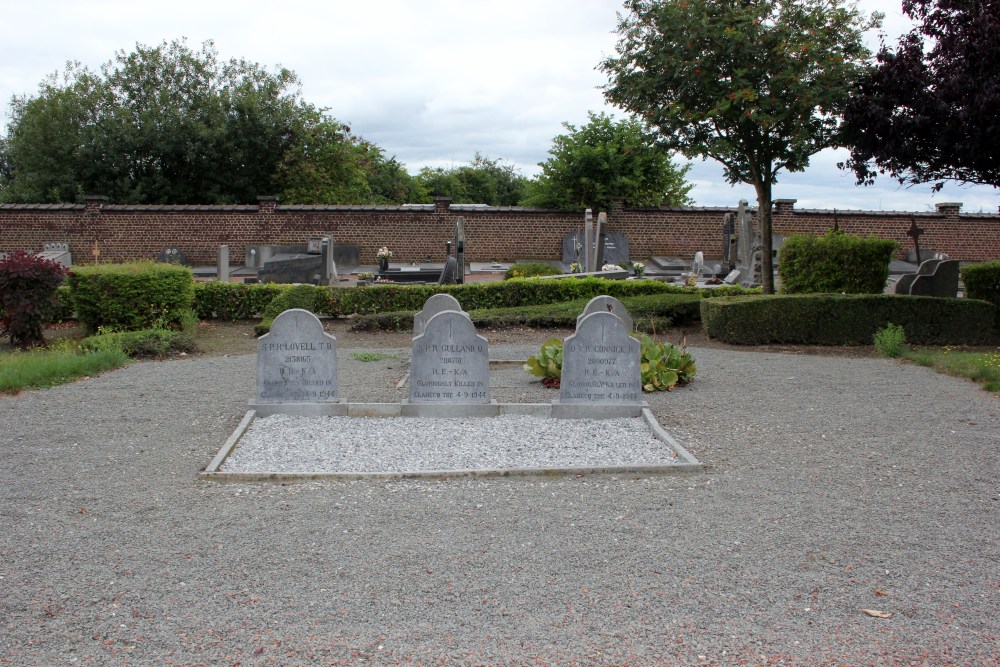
1, 197, 997, 265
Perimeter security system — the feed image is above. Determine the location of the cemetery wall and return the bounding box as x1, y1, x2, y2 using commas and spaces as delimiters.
1, 197, 998, 264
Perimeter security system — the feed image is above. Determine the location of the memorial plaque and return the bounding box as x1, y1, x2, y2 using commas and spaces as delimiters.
255, 309, 338, 403
560, 312, 641, 405
413, 293, 464, 337
409, 311, 490, 404
577, 295, 633, 332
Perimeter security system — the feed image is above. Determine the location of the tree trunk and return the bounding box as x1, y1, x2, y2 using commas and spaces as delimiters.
754, 180, 775, 294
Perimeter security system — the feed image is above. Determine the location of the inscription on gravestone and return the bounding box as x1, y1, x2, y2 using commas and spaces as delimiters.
560, 312, 641, 404
577, 295, 633, 333
410, 311, 490, 404
413, 293, 464, 337
256, 309, 338, 403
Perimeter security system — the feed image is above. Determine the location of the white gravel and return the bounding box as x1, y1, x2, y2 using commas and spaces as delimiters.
223, 414, 678, 473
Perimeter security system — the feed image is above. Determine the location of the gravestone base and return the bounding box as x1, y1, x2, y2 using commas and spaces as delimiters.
551, 401, 646, 419
400, 400, 500, 418
249, 399, 349, 418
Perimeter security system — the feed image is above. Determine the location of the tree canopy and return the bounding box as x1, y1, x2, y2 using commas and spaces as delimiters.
522, 111, 692, 211
414, 153, 529, 206
0, 39, 412, 205
841, 0, 1000, 191
600, 0, 879, 292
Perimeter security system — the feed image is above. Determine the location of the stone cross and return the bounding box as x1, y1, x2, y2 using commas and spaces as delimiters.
906, 216, 925, 263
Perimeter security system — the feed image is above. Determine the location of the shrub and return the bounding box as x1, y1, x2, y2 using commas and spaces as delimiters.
961, 261, 1000, 329
254, 284, 330, 336
504, 262, 562, 279
0, 251, 68, 348
874, 323, 907, 358
80, 328, 195, 358
523, 337, 564, 386
68, 262, 196, 334
779, 230, 899, 294
701, 294, 995, 345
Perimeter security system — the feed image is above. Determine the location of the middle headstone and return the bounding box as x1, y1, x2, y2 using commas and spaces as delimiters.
577, 295, 633, 333
407, 310, 492, 414
413, 293, 464, 337
557, 311, 642, 417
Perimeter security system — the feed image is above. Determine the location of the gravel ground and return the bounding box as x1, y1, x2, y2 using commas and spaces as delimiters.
1, 342, 998, 665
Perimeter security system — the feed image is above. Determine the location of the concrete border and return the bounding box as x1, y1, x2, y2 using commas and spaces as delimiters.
200, 403, 702, 482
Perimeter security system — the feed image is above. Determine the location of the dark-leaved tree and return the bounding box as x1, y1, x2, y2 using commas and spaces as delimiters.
841, 0, 1000, 192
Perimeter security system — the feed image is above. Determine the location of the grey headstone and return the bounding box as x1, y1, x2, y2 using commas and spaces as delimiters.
594, 212, 607, 268
910, 259, 960, 298
255, 309, 338, 404
600, 231, 630, 266
39, 242, 72, 268
217, 245, 230, 283
577, 295, 633, 332
413, 294, 464, 337
723, 269, 740, 285
560, 312, 641, 405
584, 209, 595, 272
409, 311, 490, 404
562, 230, 584, 266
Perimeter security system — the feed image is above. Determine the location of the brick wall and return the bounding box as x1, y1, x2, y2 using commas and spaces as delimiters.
1, 196, 997, 265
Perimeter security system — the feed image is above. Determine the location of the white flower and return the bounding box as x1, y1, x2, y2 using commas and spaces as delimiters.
376, 246, 393, 259
602, 263, 620, 271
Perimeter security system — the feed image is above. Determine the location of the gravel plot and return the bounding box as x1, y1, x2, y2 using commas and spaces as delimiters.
224, 414, 678, 473
1, 343, 998, 665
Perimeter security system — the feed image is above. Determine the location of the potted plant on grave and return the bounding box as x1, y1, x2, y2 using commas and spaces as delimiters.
376, 246, 393, 272
632, 261, 646, 278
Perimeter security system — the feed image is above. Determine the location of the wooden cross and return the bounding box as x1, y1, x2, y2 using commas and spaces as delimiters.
906, 217, 925, 262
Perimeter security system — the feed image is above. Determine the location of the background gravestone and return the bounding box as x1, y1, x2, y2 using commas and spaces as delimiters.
409, 311, 490, 405
156, 247, 188, 265
252, 309, 342, 414
559, 311, 641, 407
413, 294, 464, 337
577, 295, 633, 332
600, 231, 630, 266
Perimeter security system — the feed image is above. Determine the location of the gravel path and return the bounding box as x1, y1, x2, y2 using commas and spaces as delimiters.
1, 343, 998, 665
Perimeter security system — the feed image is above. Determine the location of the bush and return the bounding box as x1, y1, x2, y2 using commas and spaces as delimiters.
504, 262, 563, 279
874, 323, 907, 358
701, 294, 995, 345
779, 230, 899, 294
961, 261, 1000, 330
254, 284, 331, 336
0, 251, 68, 348
80, 328, 195, 358
68, 262, 196, 334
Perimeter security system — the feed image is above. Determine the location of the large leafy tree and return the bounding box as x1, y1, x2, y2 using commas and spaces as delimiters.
841, 0, 1000, 191
601, 0, 879, 292
522, 110, 692, 211
0, 39, 367, 205
415, 153, 529, 206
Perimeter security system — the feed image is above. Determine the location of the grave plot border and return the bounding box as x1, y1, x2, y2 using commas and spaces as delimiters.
200, 403, 702, 482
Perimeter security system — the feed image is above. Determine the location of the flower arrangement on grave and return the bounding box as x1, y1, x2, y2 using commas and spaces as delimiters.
357, 271, 374, 282
632, 261, 646, 277
570, 262, 583, 273
602, 263, 620, 271
376, 246, 393, 260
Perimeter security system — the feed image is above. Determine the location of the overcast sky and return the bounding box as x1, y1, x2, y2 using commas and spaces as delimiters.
1, 0, 996, 213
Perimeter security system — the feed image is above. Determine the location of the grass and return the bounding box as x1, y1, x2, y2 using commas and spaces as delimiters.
349, 351, 399, 362
903, 346, 1000, 392
0, 347, 130, 393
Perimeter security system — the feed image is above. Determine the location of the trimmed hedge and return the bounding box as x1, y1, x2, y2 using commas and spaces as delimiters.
254, 285, 333, 335
779, 231, 899, 294
80, 328, 195, 358
68, 262, 196, 334
350, 292, 705, 332
701, 294, 996, 345
961, 261, 1000, 330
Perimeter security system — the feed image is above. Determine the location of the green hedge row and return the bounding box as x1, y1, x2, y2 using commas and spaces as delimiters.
350, 292, 704, 333
779, 231, 899, 294
67, 262, 196, 334
701, 294, 995, 345
961, 261, 1000, 330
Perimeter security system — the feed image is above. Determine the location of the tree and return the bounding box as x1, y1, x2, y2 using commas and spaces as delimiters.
0, 39, 321, 204
841, 0, 1000, 191
522, 110, 692, 211
600, 0, 879, 292
415, 153, 529, 205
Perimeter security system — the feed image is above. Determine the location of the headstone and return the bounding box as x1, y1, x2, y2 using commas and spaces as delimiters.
584, 209, 595, 272
593, 212, 607, 269
38, 242, 72, 268
306, 237, 323, 254
413, 293, 464, 337
600, 231, 630, 266
438, 242, 458, 285
577, 295, 633, 332
252, 309, 341, 413
409, 311, 490, 404
217, 245, 230, 283
559, 312, 641, 406
156, 246, 188, 265
562, 230, 584, 269
723, 269, 740, 285
321, 236, 338, 285
692, 251, 705, 278
909, 259, 960, 298
722, 212, 735, 266
454, 216, 466, 284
